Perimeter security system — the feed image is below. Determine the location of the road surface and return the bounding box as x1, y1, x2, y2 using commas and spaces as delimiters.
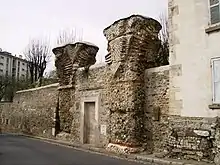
0, 134, 149, 165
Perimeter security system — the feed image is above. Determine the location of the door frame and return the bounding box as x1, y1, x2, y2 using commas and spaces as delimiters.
80, 94, 100, 144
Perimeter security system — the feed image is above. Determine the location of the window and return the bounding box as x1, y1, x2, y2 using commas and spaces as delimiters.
210, 0, 220, 24
212, 58, 220, 103
0, 69, 3, 72
22, 62, 25, 66
13, 59, 16, 67
0, 56, 4, 59
22, 68, 25, 71
18, 61, 20, 71
0, 62, 3, 66
6, 58, 9, 63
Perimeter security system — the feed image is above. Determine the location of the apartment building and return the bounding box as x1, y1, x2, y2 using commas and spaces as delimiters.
0, 49, 29, 80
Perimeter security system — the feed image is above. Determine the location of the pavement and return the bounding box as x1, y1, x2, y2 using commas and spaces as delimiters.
0, 134, 151, 165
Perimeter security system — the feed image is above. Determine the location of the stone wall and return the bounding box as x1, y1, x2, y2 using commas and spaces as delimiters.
64, 63, 170, 148
145, 65, 170, 153
0, 64, 109, 146
72, 64, 108, 145
144, 64, 220, 163
0, 63, 170, 151
0, 15, 168, 153
165, 116, 220, 163
0, 83, 58, 138
145, 65, 170, 116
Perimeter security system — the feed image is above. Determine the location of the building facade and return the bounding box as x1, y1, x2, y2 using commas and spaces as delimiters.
0, 50, 29, 80
169, 0, 220, 117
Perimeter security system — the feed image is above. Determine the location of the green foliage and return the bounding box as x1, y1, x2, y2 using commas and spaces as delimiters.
41, 77, 58, 86
0, 76, 13, 101
0, 69, 58, 102
0, 76, 33, 101
42, 69, 58, 86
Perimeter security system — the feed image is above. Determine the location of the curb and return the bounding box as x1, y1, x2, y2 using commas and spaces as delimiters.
17, 134, 212, 165
134, 155, 185, 165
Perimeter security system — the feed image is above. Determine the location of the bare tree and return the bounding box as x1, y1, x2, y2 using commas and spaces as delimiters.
56, 28, 83, 46
24, 47, 34, 84
24, 38, 51, 86
156, 12, 169, 66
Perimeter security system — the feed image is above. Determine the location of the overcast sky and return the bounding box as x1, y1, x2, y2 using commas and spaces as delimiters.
0, 0, 167, 72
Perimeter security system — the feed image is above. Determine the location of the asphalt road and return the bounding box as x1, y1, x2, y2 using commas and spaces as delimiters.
0, 134, 149, 165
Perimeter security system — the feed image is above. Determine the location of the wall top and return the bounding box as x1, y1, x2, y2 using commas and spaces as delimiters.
103, 14, 162, 42
16, 83, 59, 94
52, 41, 99, 55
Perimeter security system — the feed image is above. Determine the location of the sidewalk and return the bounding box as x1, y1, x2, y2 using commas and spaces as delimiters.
20, 134, 213, 165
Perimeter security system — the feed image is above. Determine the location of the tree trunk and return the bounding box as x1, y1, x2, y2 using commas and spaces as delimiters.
34, 65, 38, 82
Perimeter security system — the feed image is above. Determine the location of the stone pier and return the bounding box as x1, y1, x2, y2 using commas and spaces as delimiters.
104, 15, 161, 153
52, 42, 99, 133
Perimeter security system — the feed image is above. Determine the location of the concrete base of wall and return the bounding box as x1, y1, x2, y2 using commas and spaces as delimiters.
106, 143, 144, 154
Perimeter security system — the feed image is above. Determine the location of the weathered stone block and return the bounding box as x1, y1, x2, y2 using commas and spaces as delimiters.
193, 130, 210, 137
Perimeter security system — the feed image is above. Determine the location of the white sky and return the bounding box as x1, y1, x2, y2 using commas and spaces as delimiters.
0, 0, 167, 72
